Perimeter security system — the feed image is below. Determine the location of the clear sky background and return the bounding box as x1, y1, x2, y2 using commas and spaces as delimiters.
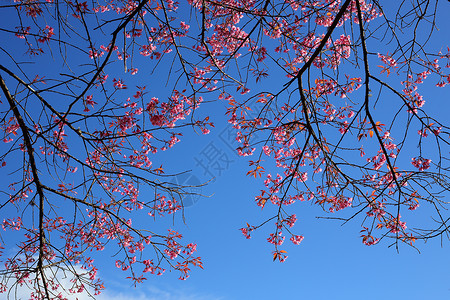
1, 1, 450, 299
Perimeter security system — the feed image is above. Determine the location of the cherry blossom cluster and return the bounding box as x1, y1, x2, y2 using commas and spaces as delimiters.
225, 0, 449, 259
2, 0, 213, 296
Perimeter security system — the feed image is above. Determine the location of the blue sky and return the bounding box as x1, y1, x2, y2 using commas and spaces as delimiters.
1, 0, 450, 299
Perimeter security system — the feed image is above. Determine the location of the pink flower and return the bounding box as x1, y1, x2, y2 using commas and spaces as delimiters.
15, 26, 31, 39
240, 228, 250, 238
267, 232, 285, 245
411, 157, 431, 171
290, 235, 304, 245
180, 21, 190, 30
113, 78, 127, 89
150, 115, 165, 126
285, 214, 297, 227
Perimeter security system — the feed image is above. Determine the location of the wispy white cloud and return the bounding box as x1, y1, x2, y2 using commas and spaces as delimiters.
1, 253, 222, 300
96, 285, 224, 300
11, 283, 222, 300
8, 269, 222, 300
